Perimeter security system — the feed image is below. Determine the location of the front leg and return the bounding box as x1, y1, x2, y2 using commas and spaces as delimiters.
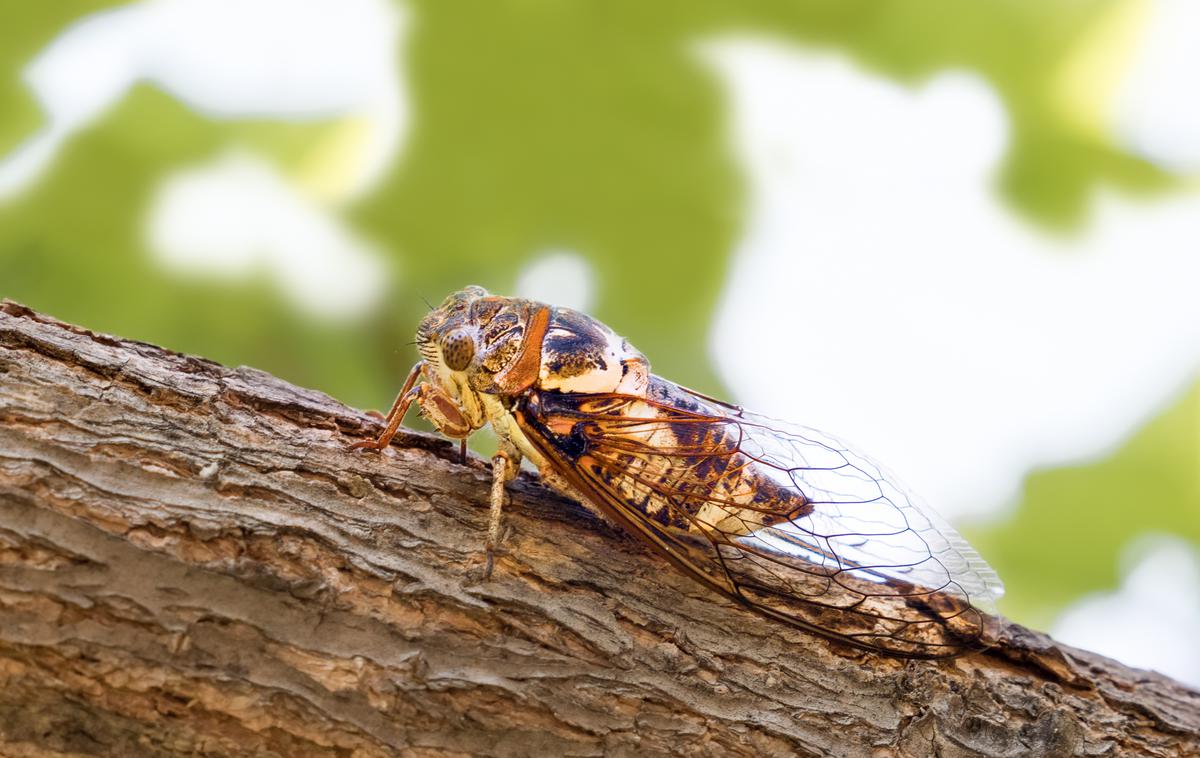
351, 363, 476, 452
350, 362, 424, 451
485, 444, 521, 578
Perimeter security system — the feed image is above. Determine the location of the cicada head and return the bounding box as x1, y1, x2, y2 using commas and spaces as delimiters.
416, 286, 549, 398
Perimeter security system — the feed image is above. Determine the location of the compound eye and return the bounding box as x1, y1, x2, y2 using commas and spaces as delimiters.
440, 330, 475, 371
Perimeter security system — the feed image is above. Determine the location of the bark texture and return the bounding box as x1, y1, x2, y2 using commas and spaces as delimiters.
0, 300, 1197, 758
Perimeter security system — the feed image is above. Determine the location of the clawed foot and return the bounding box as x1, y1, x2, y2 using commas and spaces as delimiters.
349, 409, 390, 451
466, 549, 498, 583
478, 525, 514, 580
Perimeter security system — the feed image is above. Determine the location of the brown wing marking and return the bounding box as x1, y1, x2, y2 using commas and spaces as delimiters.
513, 386, 997, 659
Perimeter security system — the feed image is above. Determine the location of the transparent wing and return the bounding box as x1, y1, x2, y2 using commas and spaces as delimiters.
516, 380, 1003, 659
729, 407, 1004, 609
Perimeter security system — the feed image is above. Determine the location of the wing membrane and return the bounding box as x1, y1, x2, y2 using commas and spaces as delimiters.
516, 379, 1002, 659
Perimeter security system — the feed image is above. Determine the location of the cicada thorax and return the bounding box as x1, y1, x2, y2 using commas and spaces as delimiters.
536, 307, 650, 396
525, 377, 812, 538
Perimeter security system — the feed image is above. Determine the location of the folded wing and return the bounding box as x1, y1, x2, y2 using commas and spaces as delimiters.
515, 377, 1003, 659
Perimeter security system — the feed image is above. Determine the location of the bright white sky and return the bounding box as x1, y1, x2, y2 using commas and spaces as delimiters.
702, 38, 1200, 523
0, 0, 407, 321
1051, 535, 1200, 688
1116, 0, 1200, 172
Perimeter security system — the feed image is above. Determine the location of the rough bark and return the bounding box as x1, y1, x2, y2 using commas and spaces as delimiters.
0, 299, 1196, 758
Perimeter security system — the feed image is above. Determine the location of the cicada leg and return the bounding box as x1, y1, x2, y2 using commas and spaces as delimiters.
350, 361, 425, 451
414, 383, 473, 439
353, 361, 478, 453
485, 445, 521, 578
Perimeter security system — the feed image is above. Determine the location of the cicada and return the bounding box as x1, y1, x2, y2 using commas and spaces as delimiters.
351, 286, 1003, 658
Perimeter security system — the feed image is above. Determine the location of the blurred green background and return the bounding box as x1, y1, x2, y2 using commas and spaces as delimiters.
1, 0, 1196, 678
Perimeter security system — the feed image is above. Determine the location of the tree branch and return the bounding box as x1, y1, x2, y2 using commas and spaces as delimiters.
0, 300, 1196, 757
